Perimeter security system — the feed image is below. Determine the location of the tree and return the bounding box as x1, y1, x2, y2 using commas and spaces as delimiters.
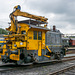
0, 28, 9, 35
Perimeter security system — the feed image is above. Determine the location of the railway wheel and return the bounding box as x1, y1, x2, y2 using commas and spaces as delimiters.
20, 53, 25, 60
50, 54, 55, 60
15, 53, 25, 65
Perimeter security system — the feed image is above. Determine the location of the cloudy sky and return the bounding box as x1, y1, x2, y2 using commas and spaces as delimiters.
0, 0, 75, 34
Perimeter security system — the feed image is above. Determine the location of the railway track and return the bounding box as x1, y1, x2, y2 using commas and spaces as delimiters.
49, 64, 75, 75
61, 67, 75, 75
0, 56, 74, 74
49, 56, 75, 75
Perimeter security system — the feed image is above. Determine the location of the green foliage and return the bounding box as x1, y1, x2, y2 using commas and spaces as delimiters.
0, 28, 9, 35
70, 36, 75, 38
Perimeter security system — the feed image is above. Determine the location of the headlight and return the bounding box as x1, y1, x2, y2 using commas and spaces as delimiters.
20, 42, 23, 45
14, 44, 17, 47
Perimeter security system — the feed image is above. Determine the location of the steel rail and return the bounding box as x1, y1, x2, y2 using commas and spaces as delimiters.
0, 57, 75, 73
49, 65, 75, 75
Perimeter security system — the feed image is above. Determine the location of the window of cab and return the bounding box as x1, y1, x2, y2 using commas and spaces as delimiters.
33, 31, 42, 40
38, 32, 42, 40
34, 31, 37, 40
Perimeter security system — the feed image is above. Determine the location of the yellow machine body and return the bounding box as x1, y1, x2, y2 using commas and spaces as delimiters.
3, 22, 48, 61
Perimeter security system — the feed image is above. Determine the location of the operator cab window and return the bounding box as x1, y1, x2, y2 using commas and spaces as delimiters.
38, 32, 42, 40
21, 31, 26, 34
34, 31, 37, 40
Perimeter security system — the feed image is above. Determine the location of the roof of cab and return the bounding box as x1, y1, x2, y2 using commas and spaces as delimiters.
18, 20, 47, 25
18, 20, 50, 31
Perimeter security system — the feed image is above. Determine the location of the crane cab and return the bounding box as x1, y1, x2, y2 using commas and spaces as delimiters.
18, 20, 48, 51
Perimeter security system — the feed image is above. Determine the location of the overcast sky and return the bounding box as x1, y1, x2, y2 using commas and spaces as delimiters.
0, 0, 75, 34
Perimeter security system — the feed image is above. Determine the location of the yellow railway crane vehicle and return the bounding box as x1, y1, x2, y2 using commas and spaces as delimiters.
1, 5, 52, 64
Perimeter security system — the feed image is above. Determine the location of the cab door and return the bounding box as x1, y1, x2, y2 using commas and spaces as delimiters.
38, 32, 42, 56
38, 41, 42, 56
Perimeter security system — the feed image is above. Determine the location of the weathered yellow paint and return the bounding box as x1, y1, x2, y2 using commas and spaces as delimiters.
16, 42, 26, 48
42, 31, 46, 49
0, 40, 6, 44
27, 40, 39, 50
38, 41, 42, 56
10, 49, 20, 61
44, 55, 51, 58
10, 54, 19, 61
19, 23, 30, 34
46, 46, 51, 53
27, 29, 46, 51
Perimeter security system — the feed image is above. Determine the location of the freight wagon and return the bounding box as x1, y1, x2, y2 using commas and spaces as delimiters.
69, 38, 75, 46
